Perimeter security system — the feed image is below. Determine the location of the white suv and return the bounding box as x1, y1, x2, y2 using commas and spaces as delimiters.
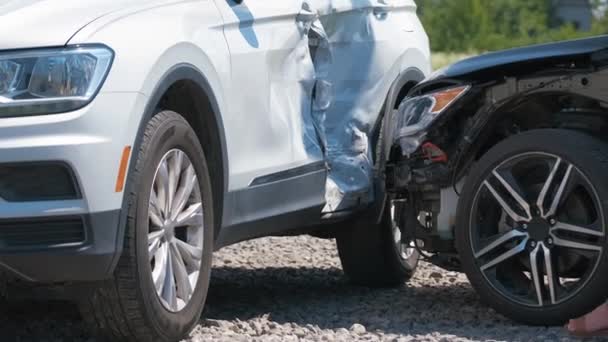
0, 0, 430, 340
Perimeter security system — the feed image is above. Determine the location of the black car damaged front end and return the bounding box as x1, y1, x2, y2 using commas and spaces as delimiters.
385, 36, 608, 256
384, 35, 608, 325
387, 83, 473, 192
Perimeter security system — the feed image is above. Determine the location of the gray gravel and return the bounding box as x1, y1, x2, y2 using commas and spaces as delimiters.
0, 235, 604, 341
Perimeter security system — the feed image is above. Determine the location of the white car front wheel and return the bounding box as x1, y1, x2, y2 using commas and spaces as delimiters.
80, 111, 214, 342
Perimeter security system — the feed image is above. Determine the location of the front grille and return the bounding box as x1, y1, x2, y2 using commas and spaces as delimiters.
0, 217, 86, 248
0, 162, 80, 202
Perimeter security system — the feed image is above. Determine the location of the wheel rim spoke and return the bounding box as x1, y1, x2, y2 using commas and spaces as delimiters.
175, 238, 203, 263
549, 233, 602, 251
147, 149, 204, 313
176, 203, 204, 227
483, 181, 530, 223
149, 208, 164, 228
529, 242, 558, 306
552, 221, 604, 238
171, 243, 193, 302
161, 245, 177, 311
475, 229, 528, 259
149, 190, 164, 224
480, 238, 528, 271
148, 230, 164, 260
171, 165, 197, 221
536, 158, 562, 218
166, 151, 183, 217
148, 230, 164, 243
152, 243, 168, 294
389, 200, 416, 260
542, 243, 557, 304
155, 160, 170, 217
393, 226, 401, 244
492, 170, 532, 220
543, 164, 573, 219
529, 244, 543, 306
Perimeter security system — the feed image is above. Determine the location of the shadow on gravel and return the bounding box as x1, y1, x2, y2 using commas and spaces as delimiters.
205, 266, 572, 341
0, 266, 587, 341
0, 300, 91, 341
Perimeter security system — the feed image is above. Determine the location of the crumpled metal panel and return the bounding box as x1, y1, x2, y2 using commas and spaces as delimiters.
306, 17, 369, 214
279, 17, 325, 170
289, 0, 429, 214
210, 0, 427, 213
307, 0, 393, 212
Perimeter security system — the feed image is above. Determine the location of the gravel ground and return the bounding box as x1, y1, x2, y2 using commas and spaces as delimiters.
0, 236, 604, 341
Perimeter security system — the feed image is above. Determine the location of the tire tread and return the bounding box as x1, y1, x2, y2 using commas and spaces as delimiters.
79, 111, 206, 341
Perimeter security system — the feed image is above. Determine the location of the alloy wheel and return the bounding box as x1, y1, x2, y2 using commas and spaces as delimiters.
470, 152, 605, 307
390, 201, 416, 260
147, 149, 205, 312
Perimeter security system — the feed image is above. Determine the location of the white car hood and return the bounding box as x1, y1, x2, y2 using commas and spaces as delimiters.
0, 0, 163, 50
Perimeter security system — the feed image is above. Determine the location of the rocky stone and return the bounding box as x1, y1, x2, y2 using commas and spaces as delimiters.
350, 323, 367, 334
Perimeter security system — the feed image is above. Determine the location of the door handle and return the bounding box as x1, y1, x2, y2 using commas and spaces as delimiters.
296, 7, 318, 23
373, 4, 390, 14
373, 0, 391, 15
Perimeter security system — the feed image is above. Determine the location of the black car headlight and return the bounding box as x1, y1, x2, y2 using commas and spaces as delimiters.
393, 85, 469, 154
0, 45, 114, 117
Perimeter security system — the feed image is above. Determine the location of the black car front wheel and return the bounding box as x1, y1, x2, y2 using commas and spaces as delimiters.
457, 129, 608, 326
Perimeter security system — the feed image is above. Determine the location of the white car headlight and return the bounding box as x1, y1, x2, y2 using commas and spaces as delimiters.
0, 45, 114, 117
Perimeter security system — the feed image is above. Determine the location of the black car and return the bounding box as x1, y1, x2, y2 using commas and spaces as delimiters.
384, 35, 608, 326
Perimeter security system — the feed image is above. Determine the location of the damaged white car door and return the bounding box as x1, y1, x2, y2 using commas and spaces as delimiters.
309, 0, 427, 213
213, 0, 429, 226
212, 0, 334, 237
213, 0, 325, 190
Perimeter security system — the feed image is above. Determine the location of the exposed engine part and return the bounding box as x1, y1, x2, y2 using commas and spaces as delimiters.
436, 182, 463, 240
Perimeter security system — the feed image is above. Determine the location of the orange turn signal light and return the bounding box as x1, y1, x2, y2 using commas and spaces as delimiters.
115, 146, 132, 193
430, 86, 469, 114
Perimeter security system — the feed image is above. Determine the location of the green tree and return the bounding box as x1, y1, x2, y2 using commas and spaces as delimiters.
418, 0, 608, 53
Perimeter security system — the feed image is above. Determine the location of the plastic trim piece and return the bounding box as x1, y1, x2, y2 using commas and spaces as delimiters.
0, 209, 121, 282
249, 161, 326, 187
0, 160, 82, 202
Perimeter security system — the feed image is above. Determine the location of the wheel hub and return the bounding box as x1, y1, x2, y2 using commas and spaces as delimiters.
390, 201, 416, 260
164, 220, 176, 240
527, 217, 551, 242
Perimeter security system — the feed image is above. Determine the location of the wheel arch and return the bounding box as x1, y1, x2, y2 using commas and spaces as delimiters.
470, 91, 608, 165
111, 64, 228, 271
153, 65, 228, 230
371, 68, 426, 224
380, 68, 426, 158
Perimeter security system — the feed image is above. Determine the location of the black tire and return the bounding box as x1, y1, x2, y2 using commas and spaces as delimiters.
336, 206, 419, 287
336, 106, 419, 288
456, 129, 608, 326
79, 111, 214, 341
